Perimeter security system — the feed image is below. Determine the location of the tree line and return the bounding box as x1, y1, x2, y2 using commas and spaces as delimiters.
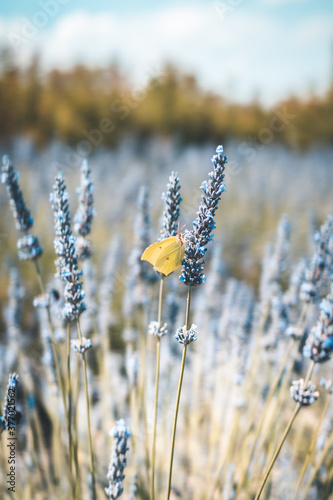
1, 49, 333, 151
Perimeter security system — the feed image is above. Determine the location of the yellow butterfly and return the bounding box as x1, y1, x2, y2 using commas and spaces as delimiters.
141, 233, 186, 276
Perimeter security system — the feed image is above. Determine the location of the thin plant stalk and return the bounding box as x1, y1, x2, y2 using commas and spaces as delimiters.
34, 260, 78, 494
294, 394, 331, 498
237, 302, 310, 495
76, 318, 96, 500
209, 357, 243, 499
236, 338, 295, 494
72, 356, 82, 499
254, 361, 315, 500
253, 352, 296, 470
26, 406, 48, 491
34, 260, 67, 415
300, 422, 333, 500
66, 322, 75, 500
166, 285, 192, 500
151, 275, 164, 500
137, 304, 151, 477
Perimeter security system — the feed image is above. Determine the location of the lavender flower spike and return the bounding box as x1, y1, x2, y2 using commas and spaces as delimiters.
303, 284, 333, 363
50, 173, 86, 322
71, 337, 92, 353
1, 156, 43, 260
290, 379, 319, 406
105, 419, 132, 499
160, 171, 182, 240
180, 145, 227, 286
74, 159, 95, 260
175, 324, 198, 345
1, 373, 19, 431
300, 216, 333, 302
148, 321, 168, 338
1, 156, 33, 232
74, 160, 95, 236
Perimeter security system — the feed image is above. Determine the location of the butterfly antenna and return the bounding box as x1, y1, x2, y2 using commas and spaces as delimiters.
177, 223, 186, 234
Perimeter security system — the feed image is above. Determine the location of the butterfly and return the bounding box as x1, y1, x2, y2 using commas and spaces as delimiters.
141, 233, 186, 276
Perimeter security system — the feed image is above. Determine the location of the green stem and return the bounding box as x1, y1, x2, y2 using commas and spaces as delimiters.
254, 361, 315, 500
151, 276, 164, 500
76, 318, 96, 500
166, 285, 192, 500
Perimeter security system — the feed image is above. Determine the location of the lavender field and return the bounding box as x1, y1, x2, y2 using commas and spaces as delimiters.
0, 138, 333, 500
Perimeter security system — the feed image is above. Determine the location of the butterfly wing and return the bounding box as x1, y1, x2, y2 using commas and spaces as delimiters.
141, 239, 170, 266
141, 236, 185, 276
154, 238, 185, 276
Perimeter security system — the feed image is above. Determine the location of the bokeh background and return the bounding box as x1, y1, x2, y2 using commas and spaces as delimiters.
1, 3, 333, 499
0, 0, 333, 288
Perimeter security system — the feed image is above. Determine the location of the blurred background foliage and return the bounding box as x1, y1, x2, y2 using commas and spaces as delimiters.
1, 47, 333, 152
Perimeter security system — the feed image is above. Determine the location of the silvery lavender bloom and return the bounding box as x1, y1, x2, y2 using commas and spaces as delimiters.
1, 156, 43, 260
1, 269, 24, 376
50, 173, 86, 322
1, 156, 33, 231
98, 236, 122, 337
218, 278, 240, 339
320, 377, 333, 394
1, 373, 19, 430
286, 325, 305, 341
74, 160, 95, 260
79, 259, 98, 337
124, 186, 154, 315
74, 160, 95, 236
259, 215, 290, 303
125, 345, 139, 388
216, 278, 254, 383
33, 294, 50, 308
5, 268, 24, 344
290, 379, 319, 406
129, 473, 138, 500
229, 282, 254, 383
180, 146, 227, 286
17, 234, 43, 261
160, 171, 182, 240
38, 312, 58, 388
300, 216, 333, 302
71, 337, 92, 353
148, 321, 168, 338
76, 237, 92, 260
105, 419, 132, 499
303, 285, 333, 363
175, 324, 198, 345
283, 258, 306, 307
264, 286, 289, 348
269, 214, 290, 282
205, 244, 226, 320
129, 185, 152, 283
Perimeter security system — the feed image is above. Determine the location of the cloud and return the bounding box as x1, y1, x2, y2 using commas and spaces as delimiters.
257, 0, 308, 5
1, 3, 332, 105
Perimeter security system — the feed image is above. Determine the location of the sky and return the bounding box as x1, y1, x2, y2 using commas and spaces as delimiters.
0, 0, 332, 105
